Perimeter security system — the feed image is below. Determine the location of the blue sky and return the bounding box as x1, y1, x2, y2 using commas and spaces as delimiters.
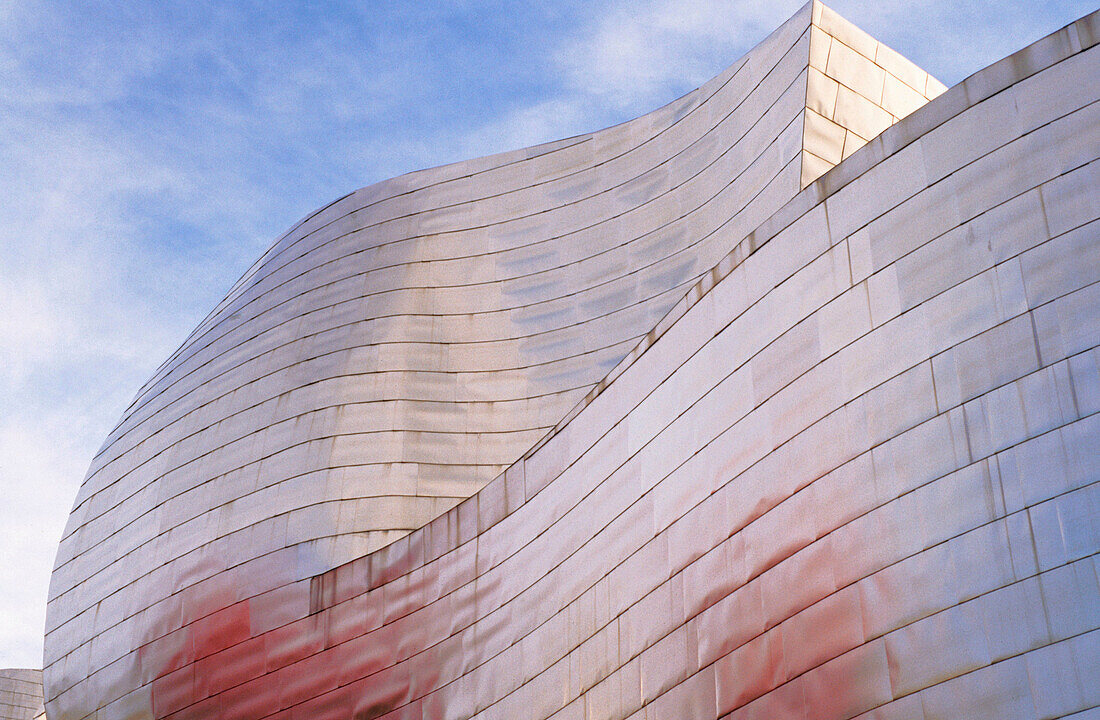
0, 0, 1093, 668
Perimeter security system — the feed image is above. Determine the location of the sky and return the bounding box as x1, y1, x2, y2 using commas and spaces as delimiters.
0, 0, 1093, 669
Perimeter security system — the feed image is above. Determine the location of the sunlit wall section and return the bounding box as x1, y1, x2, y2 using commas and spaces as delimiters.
799, 2, 947, 186
102, 12, 1098, 719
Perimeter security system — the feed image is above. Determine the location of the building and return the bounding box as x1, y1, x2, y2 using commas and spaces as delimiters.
40, 3, 1099, 718
0, 670, 44, 720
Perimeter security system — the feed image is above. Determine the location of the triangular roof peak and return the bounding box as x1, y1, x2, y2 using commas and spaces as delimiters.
801, 0, 947, 185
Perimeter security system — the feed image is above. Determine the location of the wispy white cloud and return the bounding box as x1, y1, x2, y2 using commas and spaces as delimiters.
448, 0, 807, 161
0, 90, 199, 666
555, 0, 803, 114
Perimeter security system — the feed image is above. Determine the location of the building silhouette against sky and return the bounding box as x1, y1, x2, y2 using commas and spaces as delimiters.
17, 3, 1100, 719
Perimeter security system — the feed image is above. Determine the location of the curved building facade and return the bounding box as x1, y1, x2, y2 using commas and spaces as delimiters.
45, 3, 1099, 719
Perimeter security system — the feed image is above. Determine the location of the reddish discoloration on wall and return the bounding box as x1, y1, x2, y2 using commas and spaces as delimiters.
142, 519, 890, 720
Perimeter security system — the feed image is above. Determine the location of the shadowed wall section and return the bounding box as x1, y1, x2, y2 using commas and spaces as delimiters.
0, 670, 44, 720
44, 3, 1100, 720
